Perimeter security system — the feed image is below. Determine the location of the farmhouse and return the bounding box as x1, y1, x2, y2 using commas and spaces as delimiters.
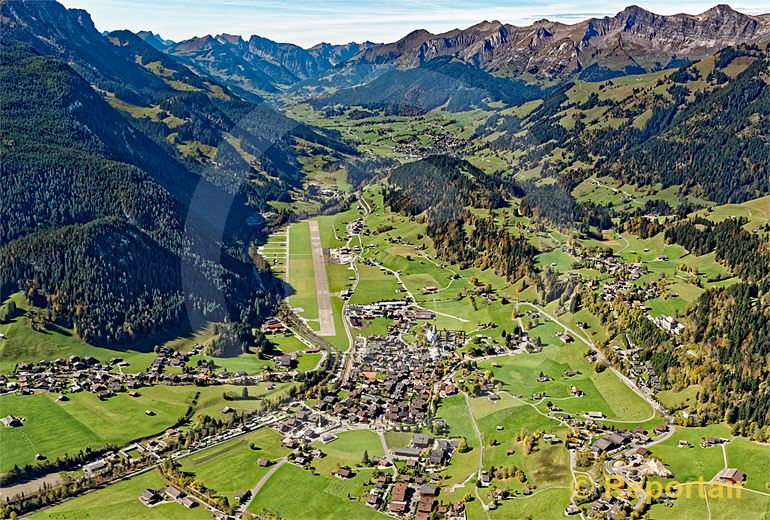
336, 467, 353, 478
2, 415, 23, 427
716, 468, 746, 485
139, 489, 161, 506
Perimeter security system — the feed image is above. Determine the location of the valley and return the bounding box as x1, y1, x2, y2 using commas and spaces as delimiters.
0, 1, 769, 519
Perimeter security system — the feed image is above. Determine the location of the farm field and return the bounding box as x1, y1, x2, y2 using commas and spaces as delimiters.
179, 428, 291, 503
247, 463, 382, 520
29, 469, 209, 520
0, 383, 295, 472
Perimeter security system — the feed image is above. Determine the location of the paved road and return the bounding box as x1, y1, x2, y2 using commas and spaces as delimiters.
308, 220, 336, 336
238, 457, 288, 513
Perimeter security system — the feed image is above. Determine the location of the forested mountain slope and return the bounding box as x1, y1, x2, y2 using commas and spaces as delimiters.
0, 41, 280, 347
314, 56, 544, 114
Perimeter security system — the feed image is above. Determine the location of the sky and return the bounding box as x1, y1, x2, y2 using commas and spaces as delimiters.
59, 0, 770, 48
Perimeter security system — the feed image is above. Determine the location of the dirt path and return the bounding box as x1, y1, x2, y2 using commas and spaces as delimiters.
308, 220, 335, 337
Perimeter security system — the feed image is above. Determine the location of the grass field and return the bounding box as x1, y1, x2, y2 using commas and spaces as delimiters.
649, 425, 732, 483
30, 469, 209, 520
0, 383, 295, 472
0, 387, 192, 472
179, 428, 290, 502
247, 463, 382, 519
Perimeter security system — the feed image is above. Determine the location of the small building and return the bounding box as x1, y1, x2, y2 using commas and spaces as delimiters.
139, 489, 161, 505
412, 433, 432, 449
257, 458, 273, 467
165, 486, 185, 500
2, 415, 23, 428
235, 490, 251, 502
336, 467, 353, 478
391, 482, 409, 502
716, 468, 746, 485
179, 496, 197, 508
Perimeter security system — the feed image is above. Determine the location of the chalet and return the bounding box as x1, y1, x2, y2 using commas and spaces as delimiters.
556, 332, 574, 343
257, 458, 273, 467
391, 482, 410, 502
2, 415, 23, 427
654, 424, 668, 435
716, 468, 746, 485
336, 467, 353, 478
636, 447, 650, 457
366, 494, 380, 507
375, 474, 389, 489
418, 495, 435, 514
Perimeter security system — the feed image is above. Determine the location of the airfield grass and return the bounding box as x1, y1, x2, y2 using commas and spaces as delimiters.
286, 221, 318, 321
30, 468, 209, 520
179, 427, 290, 502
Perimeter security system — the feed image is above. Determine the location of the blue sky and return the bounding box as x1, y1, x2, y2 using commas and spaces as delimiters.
60, 0, 770, 48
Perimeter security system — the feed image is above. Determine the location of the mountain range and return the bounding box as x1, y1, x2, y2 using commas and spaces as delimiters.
126, 4, 770, 94
1, 0, 768, 346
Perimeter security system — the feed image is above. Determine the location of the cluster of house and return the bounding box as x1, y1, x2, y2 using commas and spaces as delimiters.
2, 339, 289, 402
392, 132, 464, 160
272, 408, 339, 444
346, 300, 412, 324
138, 485, 197, 509
330, 246, 356, 265
611, 345, 663, 394
260, 318, 288, 334
335, 334, 455, 427
571, 245, 646, 281
347, 218, 364, 236
360, 433, 466, 520
591, 424, 668, 458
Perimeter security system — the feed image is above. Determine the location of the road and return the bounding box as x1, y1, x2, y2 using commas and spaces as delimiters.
518, 302, 668, 420
308, 220, 336, 336
238, 457, 287, 513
